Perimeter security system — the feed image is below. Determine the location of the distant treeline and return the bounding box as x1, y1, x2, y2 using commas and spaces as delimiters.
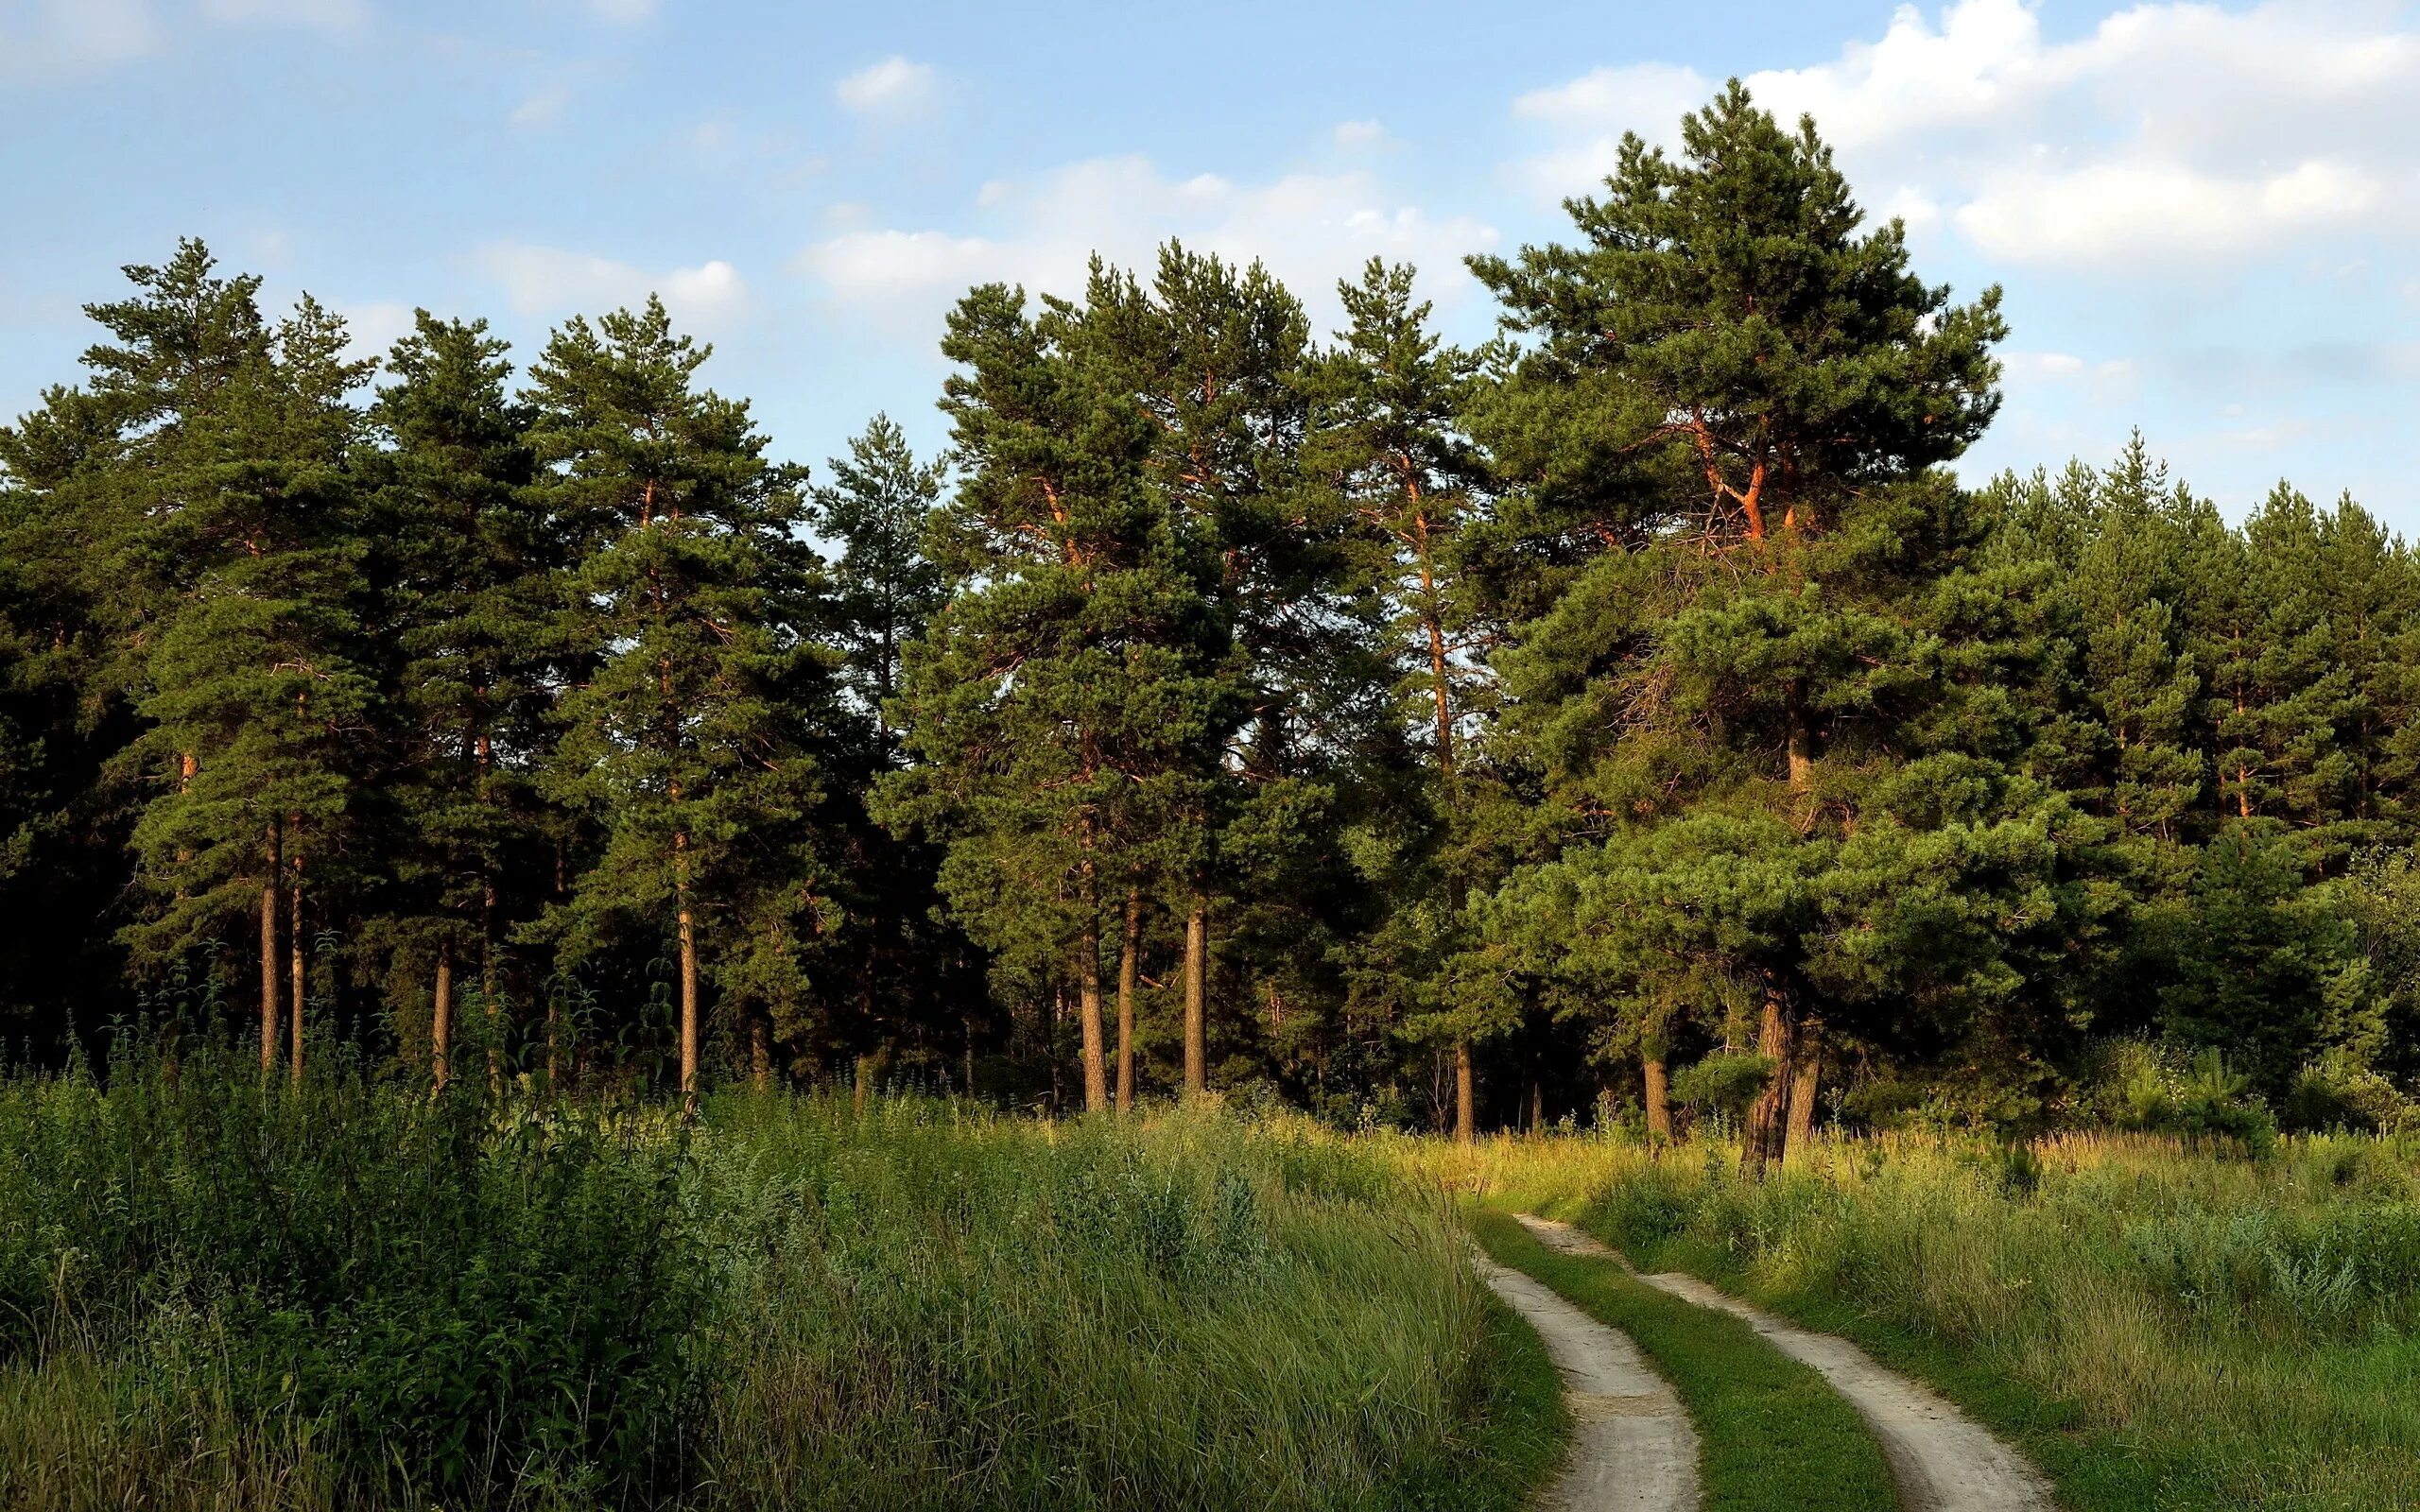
3, 84, 2414, 1149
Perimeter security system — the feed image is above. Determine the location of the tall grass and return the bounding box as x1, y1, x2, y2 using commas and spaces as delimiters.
0, 1045, 1545, 1511
1409, 1128, 2420, 1510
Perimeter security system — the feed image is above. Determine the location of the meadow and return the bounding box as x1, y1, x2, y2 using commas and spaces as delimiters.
0, 1047, 1559, 1512
1424, 1127, 2420, 1512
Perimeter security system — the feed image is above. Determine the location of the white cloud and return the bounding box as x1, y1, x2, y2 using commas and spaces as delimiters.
512, 82, 571, 129
1958, 158, 2382, 265
1511, 0, 2420, 269
329, 300, 417, 365
472, 242, 751, 329
199, 0, 372, 32
794, 154, 1498, 335
835, 56, 937, 117
0, 0, 159, 77
1334, 119, 1389, 149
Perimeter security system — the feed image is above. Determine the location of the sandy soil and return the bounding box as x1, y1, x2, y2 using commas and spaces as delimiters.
1478, 1254, 1702, 1511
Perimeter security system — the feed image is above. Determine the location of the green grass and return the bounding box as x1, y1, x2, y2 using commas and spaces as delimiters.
0, 1048, 1561, 1512
1410, 1130, 2420, 1512
1467, 1205, 1898, 1512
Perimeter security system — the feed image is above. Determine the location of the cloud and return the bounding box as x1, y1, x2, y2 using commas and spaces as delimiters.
835, 56, 937, 117
199, 0, 372, 31
472, 242, 751, 329
583, 0, 655, 20
329, 300, 418, 365
794, 155, 1498, 336
1958, 158, 2381, 265
512, 82, 571, 129
0, 0, 159, 77
1511, 0, 2420, 269
1334, 119, 1389, 150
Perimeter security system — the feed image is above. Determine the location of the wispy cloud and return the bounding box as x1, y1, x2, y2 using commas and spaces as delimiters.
835, 56, 937, 117
199, 0, 372, 33
796, 154, 1496, 335
473, 242, 750, 329
0, 0, 160, 79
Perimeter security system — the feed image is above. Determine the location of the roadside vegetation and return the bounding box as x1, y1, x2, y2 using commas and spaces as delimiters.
0, 1049, 1559, 1512
1432, 1130, 2420, 1512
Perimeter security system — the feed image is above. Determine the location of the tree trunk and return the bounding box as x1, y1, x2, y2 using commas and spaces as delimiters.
853, 1046, 890, 1114
1454, 1039, 1477, 1145
1741, 989, 1796, 1178
287, 832, 304, 1088
675, 834, 699, 1116
1183, 895, 1209, 1095
1527, 1074, 1544, 1135
1075, 921, 1109, 1114
432, 939, 453, 1092
259, 823, 279, 1076
483, 880, 502, 1099
750, 1013, 771, 1092
1787, 1021, 1824, 1156
1643, 1056, 1672, 1141
1115, 884, 1140, 1115
1788, 688, 1817, 832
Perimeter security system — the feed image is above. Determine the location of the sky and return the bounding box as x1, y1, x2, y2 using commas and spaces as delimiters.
3, 0, 2416, 530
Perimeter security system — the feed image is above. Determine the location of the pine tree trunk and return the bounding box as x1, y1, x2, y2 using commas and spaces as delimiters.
677, 879, 700, 1117
483, 881, 502, 1099
260, 823, 280, 1076
287, 831, 304, 1088
1115, 884, 1140, 1115
1454, 1039, 1477, 1145
854, 1048, 890, 1115
1787, 1047, 1822, 1156
1643, 1056, 1672, 1141
751, 1014, 771, 1092
1075, 921, 1109, 1115
1183, 896, 1209, 1095
431, 938, 453, 1092
1527, 1075, 1545, 1135
1741, 989, 1796, 1178
1788, 687, 1817, 832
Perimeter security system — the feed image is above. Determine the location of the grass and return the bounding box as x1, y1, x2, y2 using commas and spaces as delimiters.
1410, 1129, 2420, 1512
0, 1045, 1564, 1512
1467, 1205, 1897, 1512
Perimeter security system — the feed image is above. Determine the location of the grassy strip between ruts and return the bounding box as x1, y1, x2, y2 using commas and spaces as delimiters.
1600, 1223, 2183, 1512
1467, 1206, 1899, 1512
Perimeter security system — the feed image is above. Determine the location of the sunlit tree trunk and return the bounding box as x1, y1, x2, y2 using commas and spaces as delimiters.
1643, 1056, 1672, 1141
1454, 1040, 1477, 1145
260, 822, 280, 1075
1182, 896, 1208, 1095
287, 826, 304, 1088
1115, 883, 1140, 1114
1787, 1022, 1823, 1156
1741, 990, 1795, 1178
431, 938, 453, 1092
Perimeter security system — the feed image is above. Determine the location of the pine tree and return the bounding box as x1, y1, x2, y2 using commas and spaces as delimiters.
883, 275, 1237, 1113
528, 298, 836, 1111
792, 416, 954, 1093
812, 415, 948, 741
1472, 84, 2009, 1166
1305, 257, 1503, 1138
78, 246, 376, 1075
361, 312, 548, 1090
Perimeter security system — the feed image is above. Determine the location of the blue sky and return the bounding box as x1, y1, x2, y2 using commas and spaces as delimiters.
5, 0, 2416, 530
